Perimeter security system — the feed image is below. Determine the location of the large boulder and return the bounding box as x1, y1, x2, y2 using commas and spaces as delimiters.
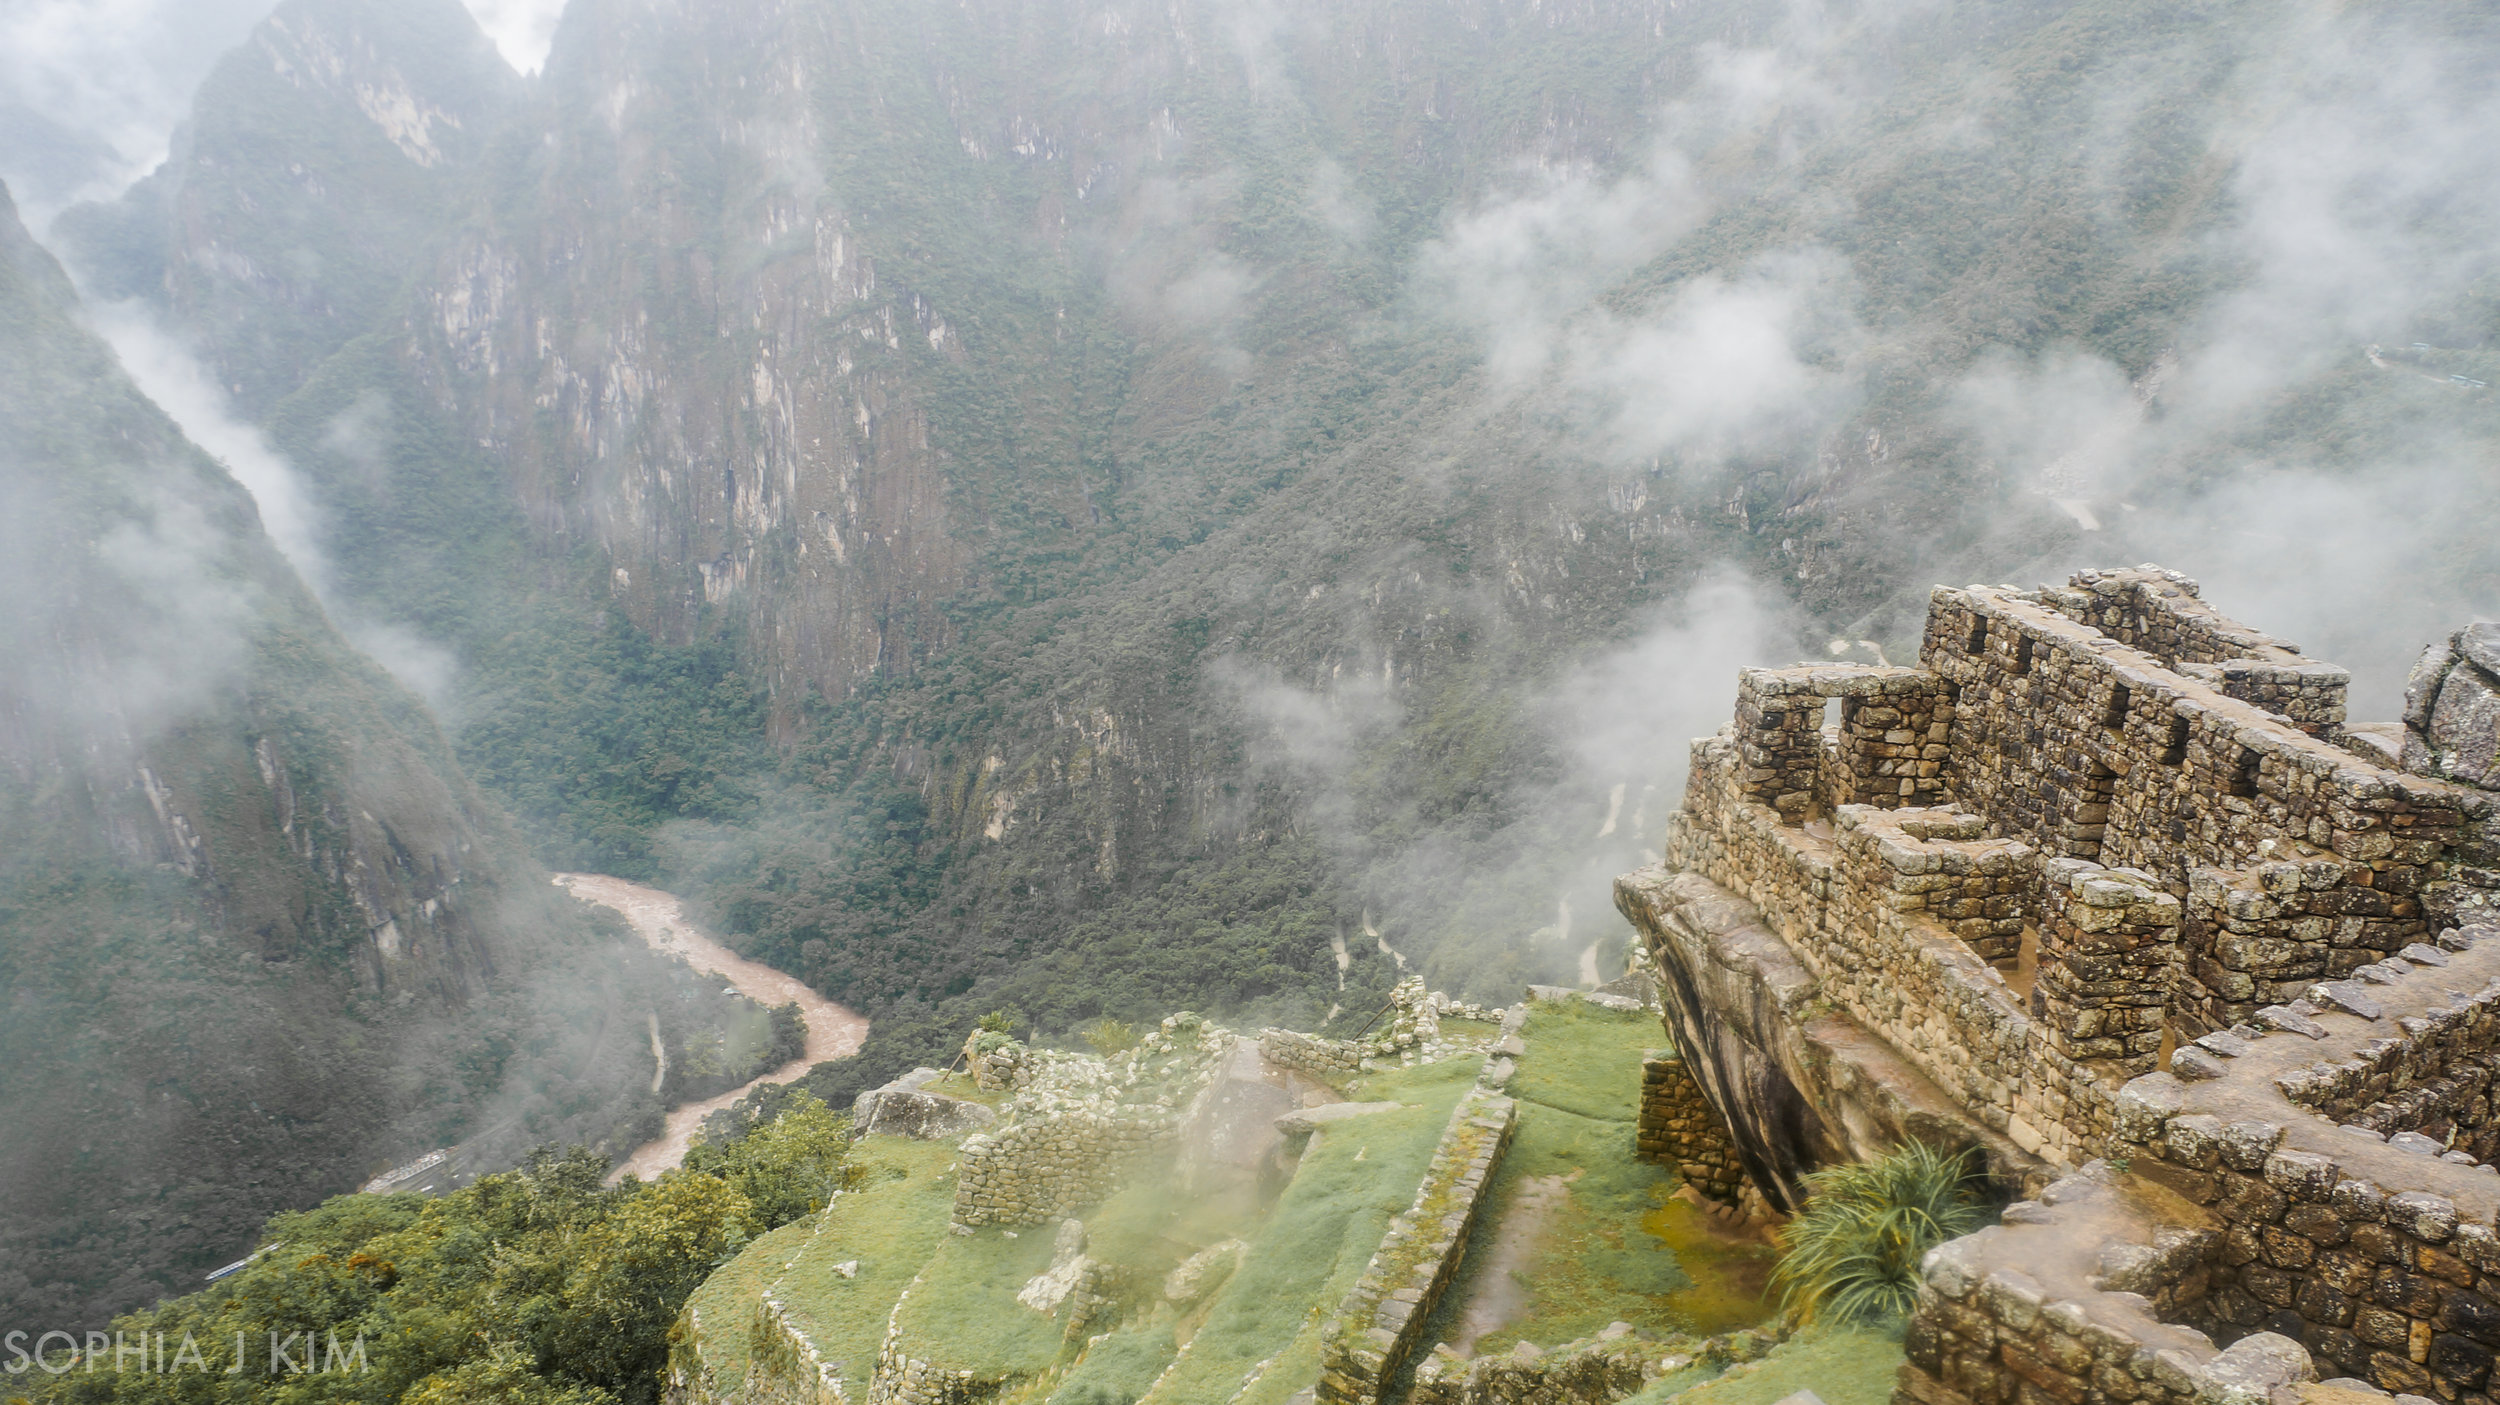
852, 1069, 996, 1140
2405, 624, 2500, 789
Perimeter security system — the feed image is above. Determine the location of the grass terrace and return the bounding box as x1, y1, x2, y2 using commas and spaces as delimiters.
1415, 997, 1779, 1361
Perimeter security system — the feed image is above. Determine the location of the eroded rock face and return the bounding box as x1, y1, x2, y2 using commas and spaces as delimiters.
2404, 624, 2500, 790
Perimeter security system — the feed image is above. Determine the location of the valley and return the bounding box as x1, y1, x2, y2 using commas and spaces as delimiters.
4, 0, 2500, 1397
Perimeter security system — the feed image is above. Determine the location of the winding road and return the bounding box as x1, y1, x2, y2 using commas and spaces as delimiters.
555, 873, 868, 1181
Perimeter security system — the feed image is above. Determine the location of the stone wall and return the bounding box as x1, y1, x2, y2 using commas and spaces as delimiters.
747, 1294, 854, 1405
867, 1316, 988, 1405
1318, 1087, 1520, 1405
1897, 1164, 2318, 1405
1732, 665, 1951, 820
1922, 586, 2468, 898
2260, 925, 2500, 1148
1617, 860, 2045, 1214
1261, 980, 1500, 1082
953, 1108, 1181, 1227
1893, 918, 2500, 1405
1647, 774, 2110, 1167
2177, 853, 2445, 1034
2035, 859, 2183, 1077
950, 1013, 1233, 1228
2038, 566, 2349, 738
962, 1031, 1032, 1092
1263, 1026, 1363, 1077
1639, 1052, 1747, 1205
1410, 1323, 1788, 1405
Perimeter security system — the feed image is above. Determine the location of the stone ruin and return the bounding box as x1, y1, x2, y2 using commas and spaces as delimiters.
1614, 567, 2500, 1405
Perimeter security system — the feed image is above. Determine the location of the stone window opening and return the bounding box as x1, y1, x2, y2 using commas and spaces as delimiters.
2161, 711, 2191, 766
2106, 683, 2133, 735
1966, 616, 1988, 657
2012, 634, 2035, 676
2227, 745, 2261, 798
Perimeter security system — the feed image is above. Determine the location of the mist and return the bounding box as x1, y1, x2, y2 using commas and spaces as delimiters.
0, 0, 547, 228
1935, 1, 2500, 715
79, 301, 464, 710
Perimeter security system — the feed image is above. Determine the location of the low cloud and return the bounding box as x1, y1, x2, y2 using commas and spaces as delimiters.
458, 0, 562, 76
0, 0, 274, 217
87, 301, 464, 708
1416, 144, 1709, 389
1568, 249, 1859, 467
89, 300, 329, 580
1207, 567, 1791, 993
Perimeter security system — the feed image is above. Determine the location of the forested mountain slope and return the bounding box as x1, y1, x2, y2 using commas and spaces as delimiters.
0, 182, 750, 1327
51, 0, 517, 415
54, 0, 2500, 1136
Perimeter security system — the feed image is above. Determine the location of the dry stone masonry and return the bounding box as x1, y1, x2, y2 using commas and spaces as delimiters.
1639, 1051, 1748, 1205
1261, 978, 1502, 1081
950, 1012, 1230, 1228
1614, 568, 2500, 1405
1410, 1322, 1789, 1405
1318, 1088, 1520, 1405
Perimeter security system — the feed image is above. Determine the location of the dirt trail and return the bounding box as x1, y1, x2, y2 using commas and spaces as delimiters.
556, 873, 868, 1181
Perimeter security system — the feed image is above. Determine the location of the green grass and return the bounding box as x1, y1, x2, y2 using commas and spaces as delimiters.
1135, 1055, 1481, 1405
1415, 999, 1776, 1356
681, 1136, 963, 1393
703, 1051, 1479, 1403
1045, 1325, 1176, 1405
893, 1217, 1075, 1376
1623, 1326, 1907, 1405
674, 1215, 821, 1387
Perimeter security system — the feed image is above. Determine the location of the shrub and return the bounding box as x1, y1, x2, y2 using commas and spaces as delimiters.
681, 1090, 857, 1228
1080, 1017, 1140, 1054
1769, 1143, 1987, 1327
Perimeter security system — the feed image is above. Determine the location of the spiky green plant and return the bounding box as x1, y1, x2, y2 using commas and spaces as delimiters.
1769, 1143, 1988, 1326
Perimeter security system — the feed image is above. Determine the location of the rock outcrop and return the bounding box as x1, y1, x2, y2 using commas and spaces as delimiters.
2406, 624, 2500, 794
852, 1069, 996, 1140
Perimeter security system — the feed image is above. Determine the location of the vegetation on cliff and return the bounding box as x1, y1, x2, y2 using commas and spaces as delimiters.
64, 0, 2500, 1134
20, 1095, 851, 1405
22, 0, 2500, 1345
0, 176, 788, 1327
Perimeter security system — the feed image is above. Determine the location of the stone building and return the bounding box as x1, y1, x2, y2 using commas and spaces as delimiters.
1616, 567, 2500, 1405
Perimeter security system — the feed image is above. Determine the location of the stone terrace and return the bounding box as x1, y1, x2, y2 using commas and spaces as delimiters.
1615, 568, 2500, 1405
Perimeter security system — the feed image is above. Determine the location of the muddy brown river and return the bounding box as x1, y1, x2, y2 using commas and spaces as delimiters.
555, 873, 868, 1181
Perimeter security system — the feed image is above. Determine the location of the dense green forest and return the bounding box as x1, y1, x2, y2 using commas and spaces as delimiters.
14, 1096, 853, 1405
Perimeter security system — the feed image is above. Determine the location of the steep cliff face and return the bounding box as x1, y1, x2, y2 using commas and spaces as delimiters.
53, 0, 516, 414
0, 182, 704, 1327
285, 0, 1715, 720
